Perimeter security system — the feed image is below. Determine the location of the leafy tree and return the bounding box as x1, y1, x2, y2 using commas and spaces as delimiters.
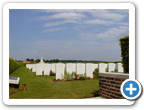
45, 60, 49, 63
35, 59, 40, 63
56, 59, 59, 63
30, 59, 34, 61
52, 59, 56, 62
26, 58, 30, 61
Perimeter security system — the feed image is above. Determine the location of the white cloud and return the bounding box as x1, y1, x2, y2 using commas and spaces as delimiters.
78, 25, 128, 40
36, 9, 127, 21
95, 26, 129, 39
84, 19, 115, 25
42, 27, 65, 33
37, 13, 87, 20
44, 20, 78, 27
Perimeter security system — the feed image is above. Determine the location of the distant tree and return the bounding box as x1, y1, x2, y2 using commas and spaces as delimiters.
45, 60, 49, 63
26, 58, 30, 61
30, 59, 34, 61
52, 59, 56, 62
56, 59, 59, 63
35, 59, 40, 63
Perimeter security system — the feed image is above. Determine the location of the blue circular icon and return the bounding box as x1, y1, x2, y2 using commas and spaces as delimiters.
123, 81, 139, 97
121, 79, 142, 100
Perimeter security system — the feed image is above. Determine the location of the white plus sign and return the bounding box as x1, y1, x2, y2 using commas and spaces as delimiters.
126, 83, 137, 95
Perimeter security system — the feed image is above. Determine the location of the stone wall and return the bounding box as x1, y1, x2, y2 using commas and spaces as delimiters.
99, 72, 129, 99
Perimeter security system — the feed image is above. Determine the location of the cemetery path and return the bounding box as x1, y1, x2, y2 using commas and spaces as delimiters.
9, 67, 99, 99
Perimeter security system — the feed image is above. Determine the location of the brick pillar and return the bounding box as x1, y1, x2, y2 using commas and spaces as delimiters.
99, 72, 129, 99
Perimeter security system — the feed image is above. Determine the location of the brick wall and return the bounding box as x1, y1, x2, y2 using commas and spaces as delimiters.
99, 72, 129, 99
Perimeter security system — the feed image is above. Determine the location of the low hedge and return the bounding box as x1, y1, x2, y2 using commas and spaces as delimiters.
9, 57, 20, 74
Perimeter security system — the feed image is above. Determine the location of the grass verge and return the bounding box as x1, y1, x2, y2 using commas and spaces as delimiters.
9, 67, 99, 99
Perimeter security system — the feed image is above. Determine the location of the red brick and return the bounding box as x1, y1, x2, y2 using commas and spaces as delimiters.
111, 85, 115, 87
115, 93, 122, 97
122, 79, 126, 82
105, 83, 111, 86
117, 82, 121, 85
106, 87, 110, 90
102, 86, 106, 89
99, 88, 103, 91
99, 76, 102, 78
115, 78, 121, 82
110, 81, 116, 84
109, 95, 117, 99
102, 79, 106, 82
106, 90, 110, 93
115, 85, 120, 89
107, 80, 110, 83
101, 77, 105, 79
103, 89, 106, 92
105, 77, 111, 80
99, 82, 103, 85
110, 88, 116, 91
103, 92, 107, 95
117, 89, 120, 92
110, 92, 115, 95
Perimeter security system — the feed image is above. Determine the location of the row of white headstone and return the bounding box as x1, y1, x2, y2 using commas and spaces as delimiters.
26, 63, 123, 80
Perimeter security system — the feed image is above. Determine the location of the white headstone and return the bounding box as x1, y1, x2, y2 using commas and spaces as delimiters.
29, 64, 33, 69
26, 64, 33, 69
76, 63, 85, 75
44, 64, 51, 75
26, 64, 29, 68
66, 63, 76, 74
108, 63, 116, 72
32, 64, 37, 72
51, 63, 56, 73
98, 63, 107, 72
56, 63, 65, 80
36, 64, 43, 75
116, 63, 123, 72
86, 64, 98, 78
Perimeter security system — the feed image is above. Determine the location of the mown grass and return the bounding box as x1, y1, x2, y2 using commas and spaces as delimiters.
9, 67, 99, 99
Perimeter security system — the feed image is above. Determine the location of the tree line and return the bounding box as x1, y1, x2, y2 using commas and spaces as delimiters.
24, 58, 121, 63
26, 58, 59, 63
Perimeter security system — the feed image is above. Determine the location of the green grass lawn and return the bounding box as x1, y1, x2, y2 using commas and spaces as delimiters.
9, 67, 99, 99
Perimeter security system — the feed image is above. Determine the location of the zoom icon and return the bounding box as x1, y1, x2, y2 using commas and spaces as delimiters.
120, 79, 143, 100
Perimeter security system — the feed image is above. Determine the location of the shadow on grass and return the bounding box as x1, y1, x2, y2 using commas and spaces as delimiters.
91, 90, 99, 97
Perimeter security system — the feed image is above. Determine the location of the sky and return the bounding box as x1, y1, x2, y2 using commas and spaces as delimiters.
9, 9, 129, 61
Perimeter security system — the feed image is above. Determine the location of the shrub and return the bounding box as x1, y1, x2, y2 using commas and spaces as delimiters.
72, 71, 77, 79
86, 77, 91, 79
79, 73, 86, 80
119, 36, 129, 73
93, 68, 99, 79
9, 57, 20, 74
105, 67, 108, 72
63, 69, 71, 80
79, 76, 86, 80
114, 68, 118, 72
19, 63, 26, 67
50, 70, 55, 76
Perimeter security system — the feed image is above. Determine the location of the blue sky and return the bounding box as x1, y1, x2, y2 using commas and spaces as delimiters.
9, 9, 129, 61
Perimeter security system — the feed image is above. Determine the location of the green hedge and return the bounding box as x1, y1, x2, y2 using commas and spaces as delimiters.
119, 36, 129, 73
9, 57, 20, 74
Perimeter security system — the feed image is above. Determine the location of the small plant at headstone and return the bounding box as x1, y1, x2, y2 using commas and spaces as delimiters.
93, 68, 99, 79
86, 77, 91, 79
64, 69, 71, 80
50, 70, 55, 76
114, 68, 118, 72
79, 73, 86, 80
105, 67, 108, 72
72, 71, 77, 79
